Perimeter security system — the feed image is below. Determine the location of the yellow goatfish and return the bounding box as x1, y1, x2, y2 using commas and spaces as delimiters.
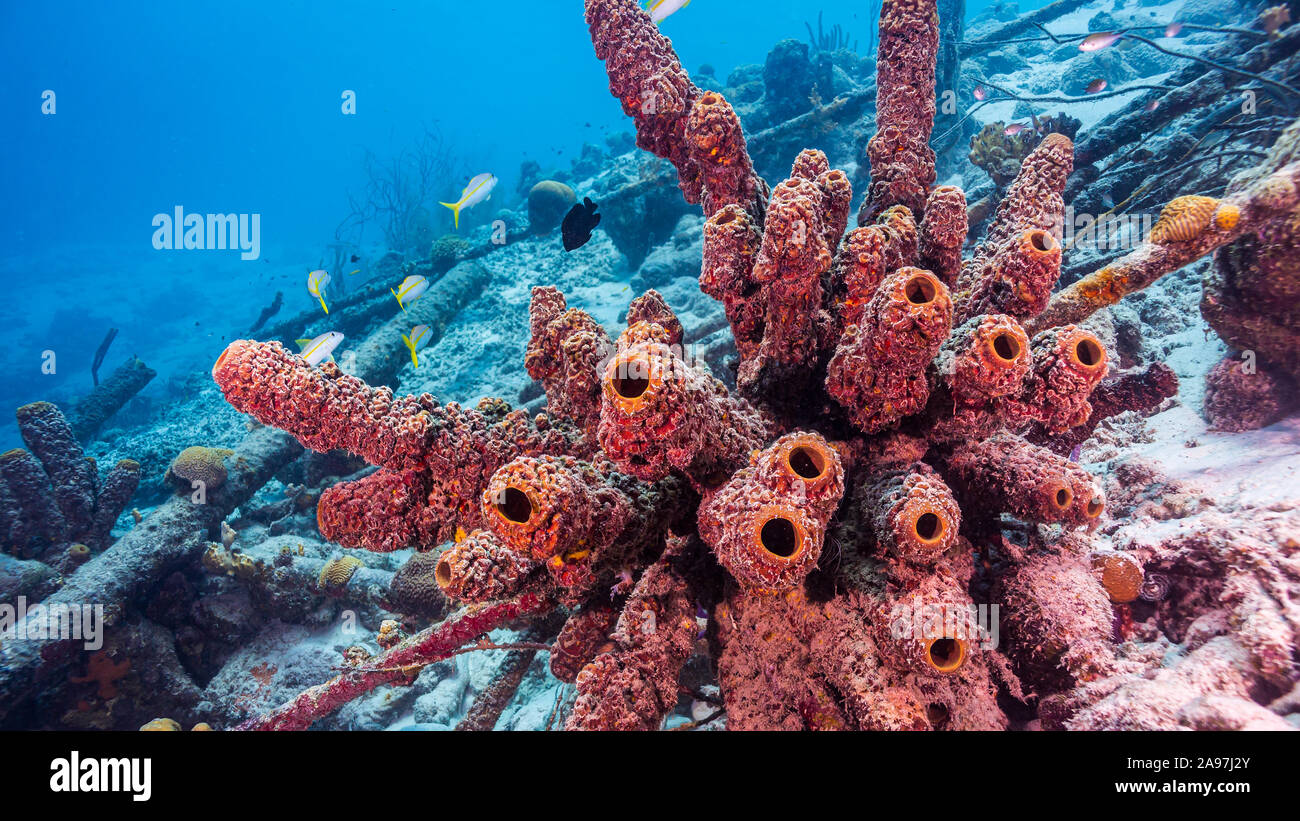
401, 324, 431, 367
439, 172, 497, 230
391, 274, 429, 311
294, 331, 344, 366
647, 0, 690, 24
307, 269, 331, 314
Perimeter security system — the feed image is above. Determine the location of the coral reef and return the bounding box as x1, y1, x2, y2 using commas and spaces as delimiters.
1200, 119, 1300, 424
1, 402, 140, 558
428, 234, 469, 275
1031, 120, 1300, 335
386, 551, 449, 619
196, 0, 1237, 734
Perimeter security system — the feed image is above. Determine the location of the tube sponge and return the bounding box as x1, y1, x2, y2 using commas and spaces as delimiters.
857, 464, 962, 567
934, 313, 1033, 408
567, 539, 698, 730
89, 459, 140, 549
700, 432, 845, 593
748, 174, 836, 369
685, 90, 768, 219
918, 186, 969, 287
481, 456, 624, 562
597, 322, 773, 487
434, 530, 539, 603
0, 449, 68, 550
996, 551, 1116, 689
831, 206, 919, 326
701, 204, 765, 358
525, 286, 611, 436
958, 133, 1073, 321
862, 0, 940, 222
957, 228, 1063, 322
874, 575, 979, 675
550, 604, 618, 683
943, 433, 1103, 526
825, 268, 954, 432
751, 432, 847, 520
1011, 325, 1110, 433
317, 468, 441, 553
584, 0, 703, 203
16, 402, 96, 541
213, 339, 581, 548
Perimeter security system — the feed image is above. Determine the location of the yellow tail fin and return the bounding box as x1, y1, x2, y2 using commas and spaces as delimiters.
318, 295, 329, 314
401, 334, 418, 368
391, 288, 407, 312
439, 200, 462, 230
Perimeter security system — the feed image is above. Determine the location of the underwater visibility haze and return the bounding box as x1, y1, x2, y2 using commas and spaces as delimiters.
2, 0, 1300, 738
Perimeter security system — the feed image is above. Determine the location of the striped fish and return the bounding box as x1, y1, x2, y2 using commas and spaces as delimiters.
401, 324, 431, 367
647, 0, 690, 24
295, 331, 344, 366
391, 274, 429, 311
306, 269, 331, 314
439, 172, 496, 230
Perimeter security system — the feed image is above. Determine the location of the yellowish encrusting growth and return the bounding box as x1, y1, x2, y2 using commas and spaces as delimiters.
318, 555, 364, 591
165, 446, 234, 491
1150, 195, 1222, 244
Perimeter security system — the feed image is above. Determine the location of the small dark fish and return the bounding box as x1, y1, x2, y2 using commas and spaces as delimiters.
562, 197, 601, 251
350, 254, 360, 263
1145, 99, 1161, 112
1086, 78, 1108, 94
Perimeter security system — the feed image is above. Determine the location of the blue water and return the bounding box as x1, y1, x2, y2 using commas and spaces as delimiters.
0, 0, 1052, 447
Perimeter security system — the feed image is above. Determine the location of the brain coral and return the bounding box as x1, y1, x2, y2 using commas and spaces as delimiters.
165, 446, 234, 492
528, 180, 577, 235
317, 555, 364, 593
386, 550, 449, 619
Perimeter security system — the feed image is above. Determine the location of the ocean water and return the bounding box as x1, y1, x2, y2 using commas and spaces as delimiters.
0, 0, 1057, 448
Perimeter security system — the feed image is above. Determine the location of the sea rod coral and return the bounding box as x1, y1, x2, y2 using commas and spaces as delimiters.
212, 0, 1211, 731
